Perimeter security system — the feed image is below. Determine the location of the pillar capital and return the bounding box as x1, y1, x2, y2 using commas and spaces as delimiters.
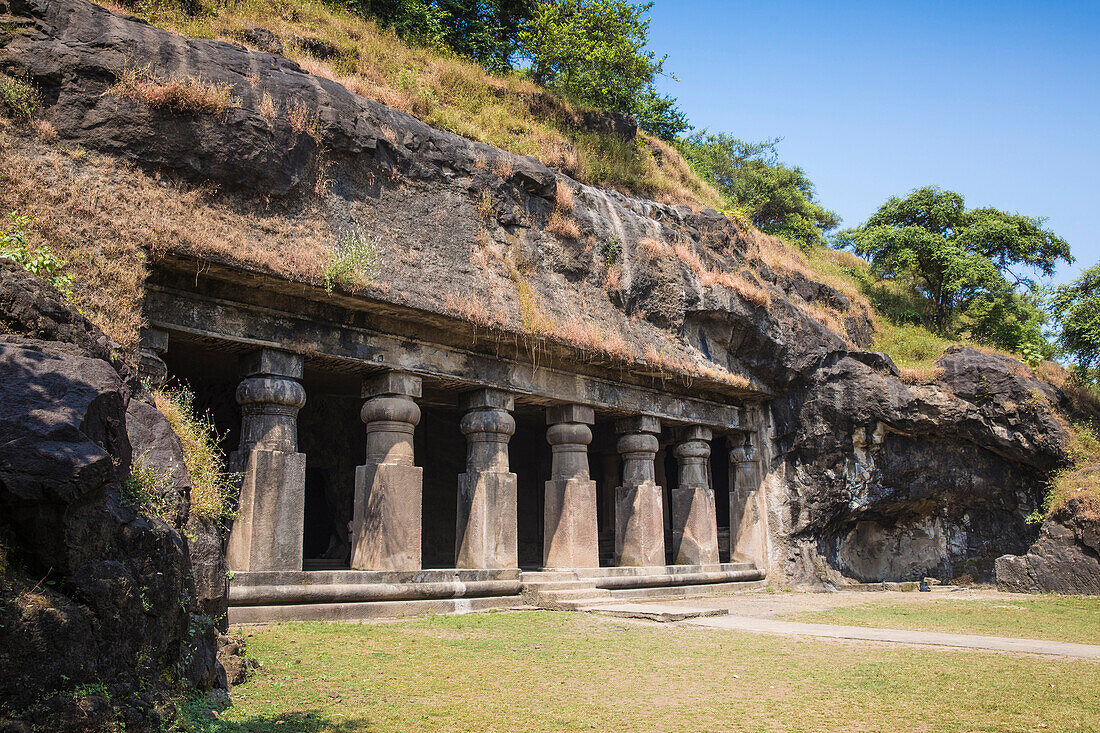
363, 370, 422, 399
546, 403, 594, 426
138, 328, 170, 387
240, 347, 303, 380
460, 387, 515, 412
678, 425, 713, 444
730, 432, 758, 464
614, 415, 660, 436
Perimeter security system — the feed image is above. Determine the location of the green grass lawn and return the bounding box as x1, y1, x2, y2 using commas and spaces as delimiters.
785, 595, 1100, 645
182, 610, 1100, 732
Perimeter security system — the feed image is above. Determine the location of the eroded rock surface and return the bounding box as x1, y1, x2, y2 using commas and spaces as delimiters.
996, 496, 1100, 594
0, 262, 225, 730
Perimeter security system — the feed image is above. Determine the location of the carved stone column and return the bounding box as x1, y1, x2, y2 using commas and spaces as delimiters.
138, 327, 169, 387
730, 431, 766, 567
671, 426, 718, 565
543, 404, 599, 569
456, 388, 518, 569
614, 416, 665, 567
350, 371, 423, 571
226, 349, 307, 572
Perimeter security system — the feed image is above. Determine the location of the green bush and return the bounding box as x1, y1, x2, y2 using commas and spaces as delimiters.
0, 74, 40, 120
0, 211, 73, 296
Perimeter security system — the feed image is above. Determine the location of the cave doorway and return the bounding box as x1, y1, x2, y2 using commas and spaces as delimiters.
512, 406, 550, 569
414, 401, 464, 569
712, 433, 732, 561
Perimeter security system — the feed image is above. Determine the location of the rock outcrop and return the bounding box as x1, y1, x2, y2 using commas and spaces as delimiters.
996, 496, 1100, 594
0, 261, 225, 730
0, 0, 1088, 591
774, 347, 1072, 585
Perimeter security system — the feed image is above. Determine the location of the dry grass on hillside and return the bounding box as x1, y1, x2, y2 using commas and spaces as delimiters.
0, 129, 749, 388
108, 65, 238, 115
104, 0, 724, 208
0, 125, 330, 347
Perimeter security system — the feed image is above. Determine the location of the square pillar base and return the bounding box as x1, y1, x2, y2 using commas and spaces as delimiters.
614, 481, 665, 567
457, 471, 518, 570
543, 478, 599, 569
351, 463, 423, 571
671, 487, 719, 565
730, 487, 767, 567
226, 449, 306, 572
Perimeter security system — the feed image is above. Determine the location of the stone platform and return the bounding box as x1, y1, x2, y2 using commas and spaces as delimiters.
228, 563, 765, 622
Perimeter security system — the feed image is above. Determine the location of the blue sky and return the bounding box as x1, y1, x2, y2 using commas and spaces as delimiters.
647, 0, 1098, 286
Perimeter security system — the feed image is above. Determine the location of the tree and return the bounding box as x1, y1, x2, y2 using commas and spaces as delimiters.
837, 186, 1073, 340
676, 132, 839, 246
517, 0, 686, 139
1050, 264, 1100, 383
359, 0, 534, 72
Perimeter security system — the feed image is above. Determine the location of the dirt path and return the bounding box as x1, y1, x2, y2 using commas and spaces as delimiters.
680, 613, 1100, 659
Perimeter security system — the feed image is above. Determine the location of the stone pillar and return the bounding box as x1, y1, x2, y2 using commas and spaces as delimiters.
730, 431, 766, 567
350, 371, 423, 571
226, 348, 307, 572
614, 416, 665, 567
671, 426, 719, 565
138, 327, 169, 387
456, 388, 518, 570
543, 404, 599, 569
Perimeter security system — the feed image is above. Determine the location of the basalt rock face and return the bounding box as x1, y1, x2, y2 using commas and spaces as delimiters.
0, 262, 224, 730
774, 347, 1070, 585
996, 496, 1100, 594
0, 0, 1083, 589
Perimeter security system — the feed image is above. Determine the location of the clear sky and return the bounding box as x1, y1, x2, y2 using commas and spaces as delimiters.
647, 0, 1099, 286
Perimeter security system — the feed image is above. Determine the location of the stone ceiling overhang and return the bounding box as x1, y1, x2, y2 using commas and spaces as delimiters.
145, 255, 769, 431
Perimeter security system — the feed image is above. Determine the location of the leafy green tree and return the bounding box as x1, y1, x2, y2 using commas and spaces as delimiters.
676, 132, 839, 246
837, 186, 1072, 340
517, 0, 686, 139
359, 0, 533, 72
1050, 264, 1100, 382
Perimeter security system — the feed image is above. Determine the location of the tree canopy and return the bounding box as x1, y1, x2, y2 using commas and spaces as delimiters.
676, 133, 839, 247
1050, 264, 1100, 383
517, 0, 687, 139
836, 186, 1073, 349
357, 0, 534, 72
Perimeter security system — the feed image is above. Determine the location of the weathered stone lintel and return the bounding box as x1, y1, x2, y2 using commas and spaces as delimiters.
145, 287, 744, 431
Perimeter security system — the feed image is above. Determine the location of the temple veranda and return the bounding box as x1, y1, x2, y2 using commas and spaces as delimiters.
142, 256, 770, 621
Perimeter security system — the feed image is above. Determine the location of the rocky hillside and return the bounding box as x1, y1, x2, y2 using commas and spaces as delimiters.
1, 0, 1096, 598
0, 260, 233, 729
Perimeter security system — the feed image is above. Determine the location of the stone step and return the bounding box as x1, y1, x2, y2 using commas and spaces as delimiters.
537, 588, 611, 602
602, 579, 767, 602
576, 603, 730, 623
520, 579, 596, 592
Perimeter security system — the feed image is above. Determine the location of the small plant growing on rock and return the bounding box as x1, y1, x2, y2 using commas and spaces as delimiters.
0, 74, 40, 120
152, 386, 239, 525
0, 211, 72, 296
123, 457, 177, 524
601, 236, 621, 266
259, 91, 277, 123
476, 192, 494, 219
323, 228, 381, 292
546, 212, 580, 240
